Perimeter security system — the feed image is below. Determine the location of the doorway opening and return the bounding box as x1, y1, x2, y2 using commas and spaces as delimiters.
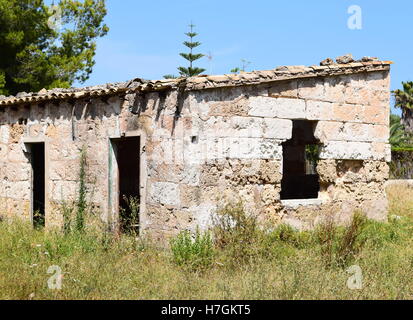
29, 143, 45, 228
112, 137, 141, 234
280, 120, 321, 200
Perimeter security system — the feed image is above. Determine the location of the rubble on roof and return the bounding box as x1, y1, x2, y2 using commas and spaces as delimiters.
335, 54, 354, 64
0, 55, 393, 107
320, 58, 334, 66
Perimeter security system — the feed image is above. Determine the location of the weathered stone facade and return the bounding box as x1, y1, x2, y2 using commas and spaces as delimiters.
0, 56, 392, 240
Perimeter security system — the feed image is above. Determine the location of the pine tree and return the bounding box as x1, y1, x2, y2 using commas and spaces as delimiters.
0, 0, 108, 95
178, 24, 205, 77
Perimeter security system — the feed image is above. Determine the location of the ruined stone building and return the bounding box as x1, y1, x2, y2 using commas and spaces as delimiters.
0, 56, 391, 239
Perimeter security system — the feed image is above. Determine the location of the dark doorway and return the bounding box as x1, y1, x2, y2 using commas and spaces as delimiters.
281, 120, 320, 200
112, 137, 141, 234
30, 143, 45, 228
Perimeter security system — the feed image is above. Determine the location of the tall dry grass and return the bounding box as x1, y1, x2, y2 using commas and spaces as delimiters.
1, 184, 413, 300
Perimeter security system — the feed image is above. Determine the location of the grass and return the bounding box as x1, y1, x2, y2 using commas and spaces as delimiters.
1, 184, 413, 300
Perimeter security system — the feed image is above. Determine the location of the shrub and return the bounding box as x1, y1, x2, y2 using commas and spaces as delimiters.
268, 224, 314, 249
170, 229, 214, 271
212, 201, 260, 264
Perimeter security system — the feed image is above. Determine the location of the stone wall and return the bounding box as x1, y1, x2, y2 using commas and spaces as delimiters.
0, 66, 391, 239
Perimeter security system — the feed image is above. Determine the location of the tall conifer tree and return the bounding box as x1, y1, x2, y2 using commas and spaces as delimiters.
178, 23, 205, 77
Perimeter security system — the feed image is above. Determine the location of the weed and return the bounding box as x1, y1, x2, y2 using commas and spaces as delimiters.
315, 212, 367, 267
170, 229, 214, 271
33, 210, 44, 229
119, 195, 140, 235
75, 146, 88, 232
336, 211, 367, 266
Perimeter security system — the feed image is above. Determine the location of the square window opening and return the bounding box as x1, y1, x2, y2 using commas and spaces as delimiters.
280, 120, 321, 200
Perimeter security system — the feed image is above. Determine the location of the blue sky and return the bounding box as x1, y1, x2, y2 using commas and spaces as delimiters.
71, 0, 412, 113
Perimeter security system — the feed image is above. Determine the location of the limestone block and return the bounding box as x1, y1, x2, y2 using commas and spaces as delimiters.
248, 96, 306, 119
332, 104, 363, 123
180, 165, 201, 186
184, 137, 282, 163
28, 124, 46, 138
150, 138, 184, 165
148, 163, 178, 183
342, 123, 372, 141
224, 138, 283, 160
298, 78, 325, 100
182, 138, 205, 165
306, 100, 334, 121
188, 93, 211, 120
368, 125, 389, 143
315, 122, 387, 143
268, 80, 298, 98
49, 161, 66, 181
363, 105, 388, 125
8, 181, 30, 200
262, 118, 292, 140
369, 90, 391, 108
148, 182, 180, 206
344, 87, 369, 105
320, 141, 374, 160
229, 116, 264, 138
321, 141, 389, 161
323, 76, 346, 103
180, 185, 201, 208
49, 140, 80, 161
315, 121, 344, 142
207, 97, 250, 118
50, 180, 78, 201
8, 143, 27, 162
189, 204, 215, 231
202, 116, 292, 140
4, 162, 30, 181
371, 142, 391, 162
202, 116, 258, 138
366, 71, 390, 90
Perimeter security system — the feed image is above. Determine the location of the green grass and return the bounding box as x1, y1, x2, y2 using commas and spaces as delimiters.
1, 184, 413, 300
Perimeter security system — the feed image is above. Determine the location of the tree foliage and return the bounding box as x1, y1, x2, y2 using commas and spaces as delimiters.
0, 0, 108, 96
393, 82, 413, 133
394, 82, 413, 110
175, 24, 205, 78
390, 114, 410, 148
